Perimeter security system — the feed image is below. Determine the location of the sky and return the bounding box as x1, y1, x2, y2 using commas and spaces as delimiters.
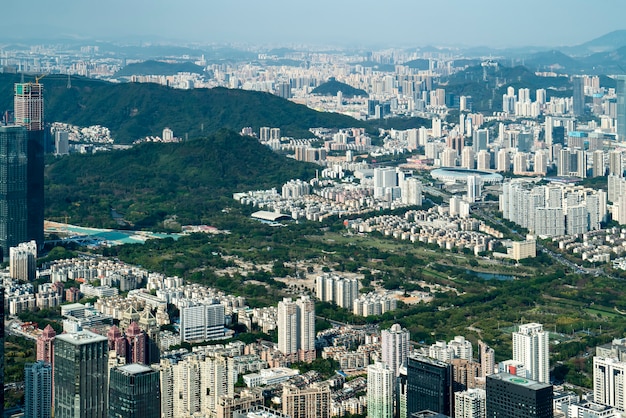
2, 0, 625, 48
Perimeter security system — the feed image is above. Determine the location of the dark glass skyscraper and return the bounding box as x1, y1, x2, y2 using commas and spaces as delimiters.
486, 373, 553, 418
54, 331, 108, 418
617, 75, 626, 141
406, 355, 453, 417
108, 364, 161, 418
14, 82, 45, 250
24, 360, 52, 418
0, 125, 28, 261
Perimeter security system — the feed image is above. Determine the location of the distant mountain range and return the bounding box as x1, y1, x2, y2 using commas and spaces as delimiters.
114, 60, 205, 77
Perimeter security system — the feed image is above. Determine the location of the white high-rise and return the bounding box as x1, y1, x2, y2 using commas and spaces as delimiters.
367, 362, 394, 418
278, 296, 316, 363
512, 323, 549, 383
454, 388, 486, 418
593, 356, 626, 411
381, 324, 410, 377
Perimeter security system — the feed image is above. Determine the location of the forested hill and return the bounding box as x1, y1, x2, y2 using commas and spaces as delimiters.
0, 73, 364, 143
45, 130, 317, 229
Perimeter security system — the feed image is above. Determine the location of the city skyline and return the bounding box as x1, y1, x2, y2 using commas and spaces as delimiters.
1, 0, 625, 48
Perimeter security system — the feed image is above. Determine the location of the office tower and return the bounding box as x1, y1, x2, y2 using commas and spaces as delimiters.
454, 388, 485, 418
54, 330, 108, 418
485, 373, 553, 418
179, 302, 225, 343
0, 125, 28, 262
572, 77, 585, 116
281, 383, 331, 418
466, 175, 482, 203
381, 324, 410, 377
512, 323, 549, 384
472, 129, 488, 153
54, 130, 69, 155
367, 362, 394, 418
593, 356, 626, 411
25, 361, 52, 418
108, 364, 160, 418
14, 82, 45, 249
278, 296, 316, 363
0, 287, 3, 418
9, 240, 37, 281
478, 341, 495, 378
406, 355, 453, 416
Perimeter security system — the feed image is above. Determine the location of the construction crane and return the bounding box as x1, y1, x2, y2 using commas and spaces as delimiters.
35, 73, 47, 84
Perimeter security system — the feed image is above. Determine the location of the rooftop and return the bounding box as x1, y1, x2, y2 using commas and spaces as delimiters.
55, 330, 107, 345
117, 363, 155, 376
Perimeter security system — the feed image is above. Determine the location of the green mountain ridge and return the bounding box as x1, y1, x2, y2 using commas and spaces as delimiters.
311, 78, 368, 98
0, 74, 365, 143
45, 130, 317, 229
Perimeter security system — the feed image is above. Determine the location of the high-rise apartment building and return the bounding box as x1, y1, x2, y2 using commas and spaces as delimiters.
281, 383, 331, 418
572, 77, 585, 116
0, 125, 28, 261
179, 302, 225, 343
367, 362, 394, 418
486, 373, 553, 418
277, 296, 315, 363
381, 323, 410, 377
14, 82, 45, 249
108, 363, 160, 418
24, 361, 52, 418
315, 273, 359, 309
54, 330, 108, 418
478, 340, 495, 378
406, 355, 453, 417
54, 130, 69, 155
37, 325, 56, 364
593, 356, 626, 411
512, 323, 549, 384
9, 240, 37, 281
454, 388, 486, 418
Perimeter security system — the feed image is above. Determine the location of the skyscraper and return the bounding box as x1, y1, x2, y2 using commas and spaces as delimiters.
512, 323, 549, 384
617, 75, 626, 141
14, 82, 45, 249
277, 296, 315, 363
381, 323, 410, 377
36, 324, 56, 409
572, 77, 585, 117
124, 321, 147, 364
108, 363, 160, 418
367, 362, 394, 418
24, 361, 52, 418
406, 355, 453, 417
485, 373, 552, 418
9, 239, 37, 281
54, 330, 108, 418
0, 286, 4, 418
281, 383, 331, 418
0, 125, 28, 261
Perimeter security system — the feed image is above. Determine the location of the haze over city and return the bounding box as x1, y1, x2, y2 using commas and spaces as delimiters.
2, 0, 625, 47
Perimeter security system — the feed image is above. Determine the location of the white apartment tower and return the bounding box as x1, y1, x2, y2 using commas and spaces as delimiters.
454, 388, 486, 418
593, 356, 626, 411
367, 362, 394, 418
9, 240, 37, 281
381, 324, 410, 377
512, 323, 549, 384
278, 296, 316, 363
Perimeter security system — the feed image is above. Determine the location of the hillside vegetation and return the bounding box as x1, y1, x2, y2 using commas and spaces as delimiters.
0, 74, 364, 143
45, 130, 317, 229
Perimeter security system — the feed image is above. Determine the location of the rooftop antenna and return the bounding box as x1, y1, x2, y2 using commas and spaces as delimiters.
20, 73, 24, 83
67, 73, 71, 89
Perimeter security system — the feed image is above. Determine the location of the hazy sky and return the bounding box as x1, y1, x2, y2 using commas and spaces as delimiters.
2, 0, 624, 48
